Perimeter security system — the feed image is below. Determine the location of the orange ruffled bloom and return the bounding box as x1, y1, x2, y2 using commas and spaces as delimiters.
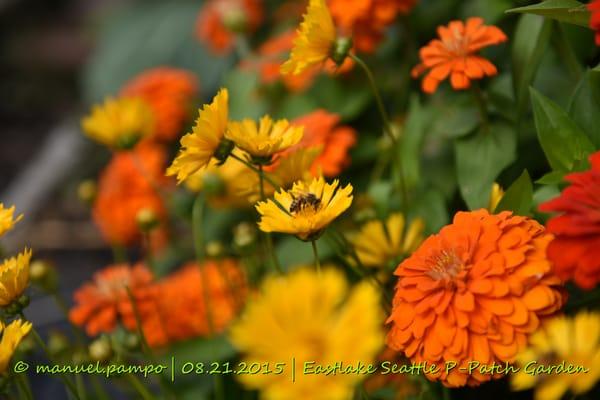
121, 67, 198, 142
590, 0, 600, 46
289, 110, 357, 177
329, 0, 417, 53
92, 142, 169, 248
140, 260, 247, 347
412, 17, 507, 94
69, 263, 156, 336
539, 151, 600, 290
195, 0, 263, 54
387, 210, 566, 388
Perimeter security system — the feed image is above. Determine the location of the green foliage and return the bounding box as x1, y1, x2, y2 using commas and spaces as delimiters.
495, 170, 534, 215
455, 124, 517, 210
506, 0, 590, 28
568, 69, 600, 147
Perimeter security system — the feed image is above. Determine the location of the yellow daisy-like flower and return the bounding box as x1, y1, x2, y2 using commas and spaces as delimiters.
0, 319, 32, 373
511, 311, 600, 400
281, 0, 337, 75
488, 182, 504, 212
0, 249, 32, 307
167, 89, 232, 184
230, 267, 383, 400
256, 176, 353, 241
226, 116, 304, 162
0, 204, 23, 238
81, 97, 154, 149
350, 213, 425, 269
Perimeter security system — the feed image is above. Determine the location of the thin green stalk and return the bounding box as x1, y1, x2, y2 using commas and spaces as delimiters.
258, 165, 283, 274
471, 84, 489, 132
15, 373, 33, 400
311, 240, 321, 275
124, 373, 156, 400
19, 313, 82, 400
192, 193, 206, 262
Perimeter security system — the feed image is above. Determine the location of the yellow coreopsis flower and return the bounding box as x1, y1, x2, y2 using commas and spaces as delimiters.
0, 249, 32, 307
81, 97, 154, 149
256, 176, 353, 241
350, 213, 424, 269
226, 116, 304, 163
511, 311, 600, 400
0, 319, 32, 373
230, 267, 383, 400
281, 0, 337, 75
488, 182, 504, 212
167, 89, 232, 184
0, 204, 23, 237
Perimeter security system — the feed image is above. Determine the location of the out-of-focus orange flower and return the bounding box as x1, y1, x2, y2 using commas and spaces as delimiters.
121, 68, 199, 142
329, 0, 417, 53
92, 142, 169, 248
141, 259, 247, 347
242, 29, 353, 93
412, 17, 507, 94
590, 0, 600, 45
387, 210, 566, 388
69, 263, 156, 336
286, 110, 357, 177
539, 151, 600, 290
195, 0, 263, 54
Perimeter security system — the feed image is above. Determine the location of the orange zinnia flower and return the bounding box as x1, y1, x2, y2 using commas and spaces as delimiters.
289, 110, 357, 177
387, 210, 566, 387
121, 67, 198, 142
92, 142, 169, 248
195, 0, 263, 54
329, 0, 417, 53
140, 259, 247, 347
69, 263, 156, 336
590, 0, 600, 45
412, 17, 507, 94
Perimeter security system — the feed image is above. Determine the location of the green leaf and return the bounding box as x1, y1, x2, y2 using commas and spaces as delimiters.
275, 236, 333, 270
455, 124, 517, 210
506, 0, 590, 28
512, 14, 553, 120
429, 100, 479, 139
536, 170, 566, 184
495, 170, 534, 215
461, 0, 513, 24
530, 87, 595, 171
568, 69, 600, 147
409, 190, 449, 234
306, 76, 371, 120
399, 95, 429, 189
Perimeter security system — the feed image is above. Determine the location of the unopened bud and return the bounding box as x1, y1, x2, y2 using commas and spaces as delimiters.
233, 222, 256, 249
48, 331, 69, 357
222, 8, 248, 33
89, 336, 113, 363
77, 180, 97, 204
136, 208, 160, 232
206, 241, 225, 258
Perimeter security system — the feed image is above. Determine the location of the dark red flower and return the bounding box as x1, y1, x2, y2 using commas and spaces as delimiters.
589, 0, 600, 46
539, 151, 600, 289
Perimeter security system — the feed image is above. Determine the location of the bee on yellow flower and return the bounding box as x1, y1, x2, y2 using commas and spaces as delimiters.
0, 319, 32, 373
281, 0, 351, 76
167, 89, 233, 184
226, 116, 304, 164
0, 249, 32, 307
256, 176, 352, 241
229, 267, 383, 400
0, 204, 23, 237
81, 97, 155, 150
511, 311, 600, 400
349, 213, 424, 270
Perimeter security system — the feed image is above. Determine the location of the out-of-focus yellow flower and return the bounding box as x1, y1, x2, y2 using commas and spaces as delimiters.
281, 0, 337, 76
0, 319, 32, 373
81, 97, 154, 149
167, 89, 232, 184
230, 267, 383, 400
350, 213, 424, 268
511, 311, 600, 400
226, 116, 303, 162
489, 182, 504, 212
0, 204, 22, 237
0, 249, 32, 307
256, 176, 353, 241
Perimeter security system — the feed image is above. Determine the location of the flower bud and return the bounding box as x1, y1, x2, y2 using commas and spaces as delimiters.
29, 259, 58, 292
89, 336, 113, 363
77, 180, 97, 204
48, 331, 69, 357
331, 37, 353, 66
233, 222, 256, 249
206, 241, 225, 258
222, 8, 248, 33
136, 208, 160, 232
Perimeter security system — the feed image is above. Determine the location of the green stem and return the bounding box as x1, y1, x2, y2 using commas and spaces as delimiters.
124, 373, 156, 400
553, 22, 583, 81
192, 193, 206, 262
15, 373, 33, 400
258, 165, 283, 274
471, 84, 489, 132
311, 240, 321, 275
351, 54, 396, 143
19, 313, 82, 400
